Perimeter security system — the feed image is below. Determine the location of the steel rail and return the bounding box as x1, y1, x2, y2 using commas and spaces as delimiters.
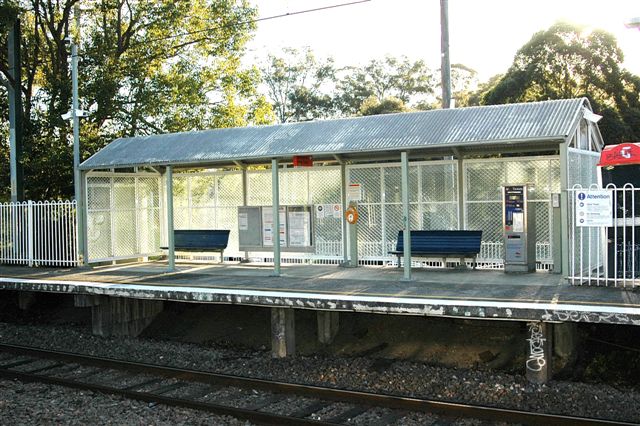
0, 343, 632, 426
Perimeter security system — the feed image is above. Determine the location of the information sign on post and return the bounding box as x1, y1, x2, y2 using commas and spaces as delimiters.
575, 190, 613, 227
347, 183, 362, 202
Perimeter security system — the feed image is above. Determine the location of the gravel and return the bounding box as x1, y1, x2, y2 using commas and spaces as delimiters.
0, 321, 638, 424
0, 378, 249, 425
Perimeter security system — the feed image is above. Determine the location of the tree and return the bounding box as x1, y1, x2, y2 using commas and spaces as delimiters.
337, 55, 435, 115
483, 21, 640, 144
260, 47, 336, 123
0, 0, 271, 201
359, 95, 407, 116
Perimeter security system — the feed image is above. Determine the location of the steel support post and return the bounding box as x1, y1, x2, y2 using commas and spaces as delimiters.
71, 43, 86, 264
241, 166, 249, 261
272, 158, 281, 276
166, 166, 175, 272
341, 162, 348, 264
457, 156, 465, 229
440, 0, 452, 109
559, 143, 569, 276
8, 19, 24, 202
401, 151, 412, 280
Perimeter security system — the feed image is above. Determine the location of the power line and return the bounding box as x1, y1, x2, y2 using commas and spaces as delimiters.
146, 0, 371, 45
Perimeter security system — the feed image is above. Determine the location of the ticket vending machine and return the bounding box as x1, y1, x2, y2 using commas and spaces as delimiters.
503, 185, 536, 273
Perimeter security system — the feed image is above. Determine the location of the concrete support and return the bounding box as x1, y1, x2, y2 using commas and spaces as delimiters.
317, 311, 340, 345
73, 294, 102, 307
17, 292, 36, 310
271, 308, 295, 358
90, 296, 163, 337
525, 321, 553, 384
553, 322, 578, 361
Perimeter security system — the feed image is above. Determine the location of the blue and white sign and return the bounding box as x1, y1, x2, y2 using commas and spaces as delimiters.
575, 190, 613, 227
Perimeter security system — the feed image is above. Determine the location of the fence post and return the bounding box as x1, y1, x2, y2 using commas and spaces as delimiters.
27, 200, 33, 266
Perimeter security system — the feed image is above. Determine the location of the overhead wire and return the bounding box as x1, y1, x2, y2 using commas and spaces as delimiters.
145, 0, 371, 45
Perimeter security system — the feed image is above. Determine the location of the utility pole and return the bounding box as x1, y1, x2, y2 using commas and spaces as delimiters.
8, 18, 24, 202
64, 6, 88, 264
440, 0, 452, 109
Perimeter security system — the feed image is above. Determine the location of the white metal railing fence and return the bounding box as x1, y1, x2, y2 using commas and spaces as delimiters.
0, 200, 79, 267
567, 184, 640, 288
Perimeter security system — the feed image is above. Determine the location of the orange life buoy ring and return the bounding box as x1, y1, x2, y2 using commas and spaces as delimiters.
345, 206, 359, 224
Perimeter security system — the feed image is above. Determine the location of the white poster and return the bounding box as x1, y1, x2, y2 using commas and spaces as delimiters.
347, 183, 362, 202
332, 204, 342, 219
288, 210, 311, 247
512, 212, 524, 233
262, 207, 287, 246
238, 212, 248, 231
575, 190, 613, 227
316, 204, 325, 219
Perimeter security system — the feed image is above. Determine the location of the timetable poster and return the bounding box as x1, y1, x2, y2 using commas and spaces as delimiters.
262, 207, 287, 246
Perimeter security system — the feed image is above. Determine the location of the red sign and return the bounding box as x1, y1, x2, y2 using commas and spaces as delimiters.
292, 155, 313, 167
598, 143, 640, 167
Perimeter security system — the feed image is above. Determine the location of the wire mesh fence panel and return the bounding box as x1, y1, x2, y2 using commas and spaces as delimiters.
247, 171, 272, 206
309, 168, 342, 257
346, 161, 458, 264
86, 173, 162, 262
464, 157, 560, 268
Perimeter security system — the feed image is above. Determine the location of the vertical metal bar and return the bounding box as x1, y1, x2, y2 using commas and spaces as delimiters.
8, 19, 24, 203
272, 158, 281, 276
559, 142, 570, 277
241, 166, 249, 261
380, 166, 386, 257
341, 162, 348, 263
401, 152, 412, 280
632, 186, 636, 287
614, 185, 619, 287
27, 200, 33, 266
166, 166, 175, 272
457, 157, 464, 229
622, 186, 628, 287
440, 0, 451, 109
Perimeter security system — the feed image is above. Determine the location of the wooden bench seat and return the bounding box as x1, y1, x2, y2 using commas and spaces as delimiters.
389, 230, 483, 268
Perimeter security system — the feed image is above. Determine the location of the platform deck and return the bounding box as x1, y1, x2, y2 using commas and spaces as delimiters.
0, 262, 639, 325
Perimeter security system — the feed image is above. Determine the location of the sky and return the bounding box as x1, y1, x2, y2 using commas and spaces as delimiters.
246, 0, 640, 83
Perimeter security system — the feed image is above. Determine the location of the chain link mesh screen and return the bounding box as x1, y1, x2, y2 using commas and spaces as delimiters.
86, 174, 161, 262
464, 157, 560, 265
567, 149, 602, 277
347, 162, 458, 259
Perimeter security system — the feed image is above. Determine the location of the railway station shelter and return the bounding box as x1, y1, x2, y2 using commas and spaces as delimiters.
78, 97, 603, 279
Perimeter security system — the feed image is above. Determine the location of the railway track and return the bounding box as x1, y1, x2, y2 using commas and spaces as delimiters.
0, 343, 630, 426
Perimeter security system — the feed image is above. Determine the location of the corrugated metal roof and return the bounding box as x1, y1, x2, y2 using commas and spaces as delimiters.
80, 98, 589, 170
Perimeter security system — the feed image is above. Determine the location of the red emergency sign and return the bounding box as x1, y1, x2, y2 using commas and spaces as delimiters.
598, 142, 640, 167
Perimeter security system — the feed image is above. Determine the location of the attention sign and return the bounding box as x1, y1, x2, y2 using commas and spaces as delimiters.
575, 190, 613, 227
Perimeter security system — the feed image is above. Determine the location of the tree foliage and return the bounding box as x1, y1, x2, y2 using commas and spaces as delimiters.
337, 55, 434, 116
483, 21, 640, 144
260, 47, 336, 123
0, 0, 272, 201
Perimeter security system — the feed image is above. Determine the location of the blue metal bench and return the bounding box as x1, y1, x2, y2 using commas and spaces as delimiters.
162, 230, 230, 262
389, 230, 483, 269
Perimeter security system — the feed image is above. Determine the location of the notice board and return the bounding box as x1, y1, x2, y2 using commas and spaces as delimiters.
238, 205, 314, 252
